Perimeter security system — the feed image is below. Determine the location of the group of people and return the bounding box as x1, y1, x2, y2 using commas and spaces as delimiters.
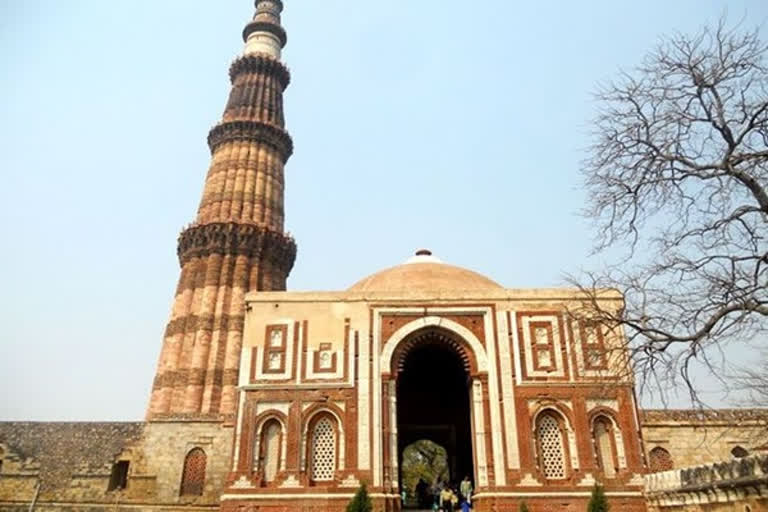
414, 476, 473, 512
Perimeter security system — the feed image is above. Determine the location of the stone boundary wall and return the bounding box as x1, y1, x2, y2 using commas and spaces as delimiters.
641, 409, 768, 470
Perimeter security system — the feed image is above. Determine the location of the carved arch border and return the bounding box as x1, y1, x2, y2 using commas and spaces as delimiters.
380, 316, 489, 376
300, 403, 346, 474
253, 410, 288, 474
587, 407, 627, 471
531, 402, 580, 475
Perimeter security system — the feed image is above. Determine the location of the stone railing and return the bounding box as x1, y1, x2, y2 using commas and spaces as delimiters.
645, 454, 768, 508
644, 468, 681, 493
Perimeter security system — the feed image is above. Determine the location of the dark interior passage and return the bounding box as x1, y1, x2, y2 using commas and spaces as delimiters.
396, 336, 474, 491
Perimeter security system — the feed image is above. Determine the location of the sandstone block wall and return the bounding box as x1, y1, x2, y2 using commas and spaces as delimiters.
0, 421, 231, 511
641, 409, 768, 469
0, 422, 144, 506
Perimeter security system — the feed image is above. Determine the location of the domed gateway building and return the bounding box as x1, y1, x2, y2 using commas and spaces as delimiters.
3, 2, 766, 512
225, 249, 649, 511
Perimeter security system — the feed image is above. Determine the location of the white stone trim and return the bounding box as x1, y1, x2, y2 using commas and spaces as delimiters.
509, 312, 523, 386
373, 312, 382, 486
357, 325, 371, 471
255, 401, 291, 417
561, 312, 575, 382
241, 383, 355, 390
231, 475, 255, 489
254, 319, 295, 381
348, 329, 356, 386
497, 311, 520, 469
473, 491, 644, 498
232, 391, 247, 471
379, 315, 490, 374
388, 379, 398, 489
221, 493, 402, 500
519, 314, 566, 379
304, 347, 344, 380
484, 311, 506, 485
295, 321, 303, 383
244, 31, 282, 60
472, 379, 489, 487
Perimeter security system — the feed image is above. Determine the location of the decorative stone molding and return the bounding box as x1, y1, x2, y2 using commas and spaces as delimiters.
243, 20, 287, 49
279, 474, 301, 488
230, 54, 290, 88
645, 454, 768, 508
177, 222, 296, 275
518, 473, 543, 486
207, 120, 293, 159
339, 475, 361, 488
231, 475, 255, 489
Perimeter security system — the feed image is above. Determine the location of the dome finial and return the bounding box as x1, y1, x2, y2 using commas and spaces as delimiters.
405, 250, 442, 265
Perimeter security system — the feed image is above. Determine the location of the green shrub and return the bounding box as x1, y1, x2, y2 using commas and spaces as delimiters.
518, 500, 530, 512
346, 483, 373, 512
587, 484, 610, 512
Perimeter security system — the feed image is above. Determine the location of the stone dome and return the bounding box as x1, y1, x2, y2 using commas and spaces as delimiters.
348, 250, 503, 292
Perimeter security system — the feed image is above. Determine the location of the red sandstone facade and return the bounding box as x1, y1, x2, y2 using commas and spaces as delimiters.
218, 282, 649, 512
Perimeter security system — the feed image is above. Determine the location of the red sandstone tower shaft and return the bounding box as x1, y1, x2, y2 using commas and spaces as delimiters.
147, 0, 295, 421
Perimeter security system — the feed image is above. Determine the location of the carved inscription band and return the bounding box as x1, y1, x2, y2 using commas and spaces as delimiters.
177, 222, 296, 273
229, 53, 290, 87
207, 120, 293, 158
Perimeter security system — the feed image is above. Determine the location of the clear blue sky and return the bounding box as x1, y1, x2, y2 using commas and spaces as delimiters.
1, 1, 766, 420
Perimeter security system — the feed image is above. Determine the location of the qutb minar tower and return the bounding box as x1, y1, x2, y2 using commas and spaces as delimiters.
148, 0, 296, 421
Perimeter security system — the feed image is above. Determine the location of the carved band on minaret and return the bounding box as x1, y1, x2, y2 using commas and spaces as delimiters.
177, 222, 296, 272
229, 54, 290, 87
207, 120, 293, 157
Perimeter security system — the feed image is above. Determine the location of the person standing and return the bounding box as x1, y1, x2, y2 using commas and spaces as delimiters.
415, 478, 429, 508
460, 476, 473, 503
440, 485, 455, 512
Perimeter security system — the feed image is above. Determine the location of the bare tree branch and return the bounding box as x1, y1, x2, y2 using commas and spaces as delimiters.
570, 17, 768, 404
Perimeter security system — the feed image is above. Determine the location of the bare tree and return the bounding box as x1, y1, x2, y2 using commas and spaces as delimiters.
571, 18, 768, 402
733, 349, 768, 408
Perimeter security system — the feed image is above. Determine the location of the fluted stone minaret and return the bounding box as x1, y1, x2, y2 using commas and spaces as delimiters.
147, 0, 295, 421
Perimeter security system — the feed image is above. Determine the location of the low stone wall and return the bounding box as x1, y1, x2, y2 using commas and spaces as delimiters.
645, 453, 768, 511
641, 409, 768, 470
0, 421, 231, 512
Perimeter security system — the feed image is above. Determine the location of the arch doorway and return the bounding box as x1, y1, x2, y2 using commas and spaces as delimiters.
395, 330, 475, 496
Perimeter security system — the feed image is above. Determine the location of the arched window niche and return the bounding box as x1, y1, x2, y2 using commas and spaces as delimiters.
307, 413, 338, 484
731, 446, 749, 459
179, 448, 207, 496
592, 415, 618, 478
254, 418, 283, 484
534, 410, 570, 480
648, 446, 674, 473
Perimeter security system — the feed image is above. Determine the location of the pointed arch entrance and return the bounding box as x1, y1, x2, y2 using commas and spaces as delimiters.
381, 320, 487, 500
396, 329, 474, 490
